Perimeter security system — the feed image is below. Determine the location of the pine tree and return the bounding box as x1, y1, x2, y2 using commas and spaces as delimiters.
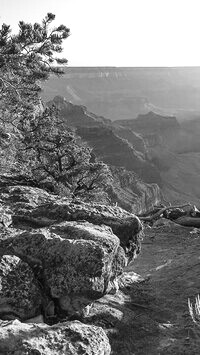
0, 13, 69, 124
19, 106, 111, 200
0, 14, 111, 200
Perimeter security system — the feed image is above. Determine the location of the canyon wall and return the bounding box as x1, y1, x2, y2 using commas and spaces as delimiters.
42, 67, 200, 121
47, 96, 163, 212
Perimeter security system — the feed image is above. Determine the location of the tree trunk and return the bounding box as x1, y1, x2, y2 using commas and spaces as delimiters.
138, 203, 200, 228
173, 216, 200, 228
138, 204, 191, 222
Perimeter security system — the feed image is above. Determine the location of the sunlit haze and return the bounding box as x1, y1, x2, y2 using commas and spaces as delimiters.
1, 0, 200, 66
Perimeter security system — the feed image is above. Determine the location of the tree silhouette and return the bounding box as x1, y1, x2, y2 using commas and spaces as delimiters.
0, 13, 69, 124
0, 14, 111, 200
19, 106, 111, 200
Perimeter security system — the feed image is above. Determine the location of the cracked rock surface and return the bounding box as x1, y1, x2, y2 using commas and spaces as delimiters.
0, 254, 43, 321
0, 177, 142, 354
0, 319, 111, 355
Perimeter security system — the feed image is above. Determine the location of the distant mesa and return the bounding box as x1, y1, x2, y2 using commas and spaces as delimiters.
116, 111, 180, 133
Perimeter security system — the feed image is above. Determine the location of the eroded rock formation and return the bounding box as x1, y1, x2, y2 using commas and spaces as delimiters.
46, 96, 162, 212
42, 67, 200, 121
0, 176, 142, 353
109, 167, 162, 214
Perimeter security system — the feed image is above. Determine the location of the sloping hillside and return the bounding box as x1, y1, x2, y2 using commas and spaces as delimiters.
47, 96, 162, 213
115, 111, 200, 205
48, 97, 200, 207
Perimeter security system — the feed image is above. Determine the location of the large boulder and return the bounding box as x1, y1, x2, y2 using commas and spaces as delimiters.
2, 222, 127, 315
0, 319, 111, 355
0, 255, 43, 320
0, 181, 142, 319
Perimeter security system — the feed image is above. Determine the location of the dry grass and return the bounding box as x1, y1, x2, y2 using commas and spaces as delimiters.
188, 294, 200, 325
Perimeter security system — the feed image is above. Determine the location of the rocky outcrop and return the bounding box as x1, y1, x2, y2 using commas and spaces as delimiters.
47, 95, 111, 127
0, 177, 144, 352
0, 178, 142, 323
116, 111, 180, 133
3, 222, 126, 315
13, 201, 142, 259
0, 319, 111, 355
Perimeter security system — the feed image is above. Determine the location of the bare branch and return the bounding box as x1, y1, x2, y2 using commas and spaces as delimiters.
139, 204, 191, 222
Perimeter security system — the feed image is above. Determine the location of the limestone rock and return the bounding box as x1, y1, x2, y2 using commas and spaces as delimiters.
0, 255, 42, 320
0, 179, 142, 262
0, 181, 143, 320
0, 319, 111, 355
3, 222, 126, 309
14, 198, 142, 260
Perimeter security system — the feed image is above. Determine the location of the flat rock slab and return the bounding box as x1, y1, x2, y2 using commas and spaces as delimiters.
13, 198, 143, 260
0, 182, 142, 261
0, 319, 111, 355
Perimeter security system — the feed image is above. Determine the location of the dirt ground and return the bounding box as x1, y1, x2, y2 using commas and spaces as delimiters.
110, 224, 200, 355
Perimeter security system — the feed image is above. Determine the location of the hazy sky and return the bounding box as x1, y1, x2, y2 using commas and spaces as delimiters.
1, 0, 200, 66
